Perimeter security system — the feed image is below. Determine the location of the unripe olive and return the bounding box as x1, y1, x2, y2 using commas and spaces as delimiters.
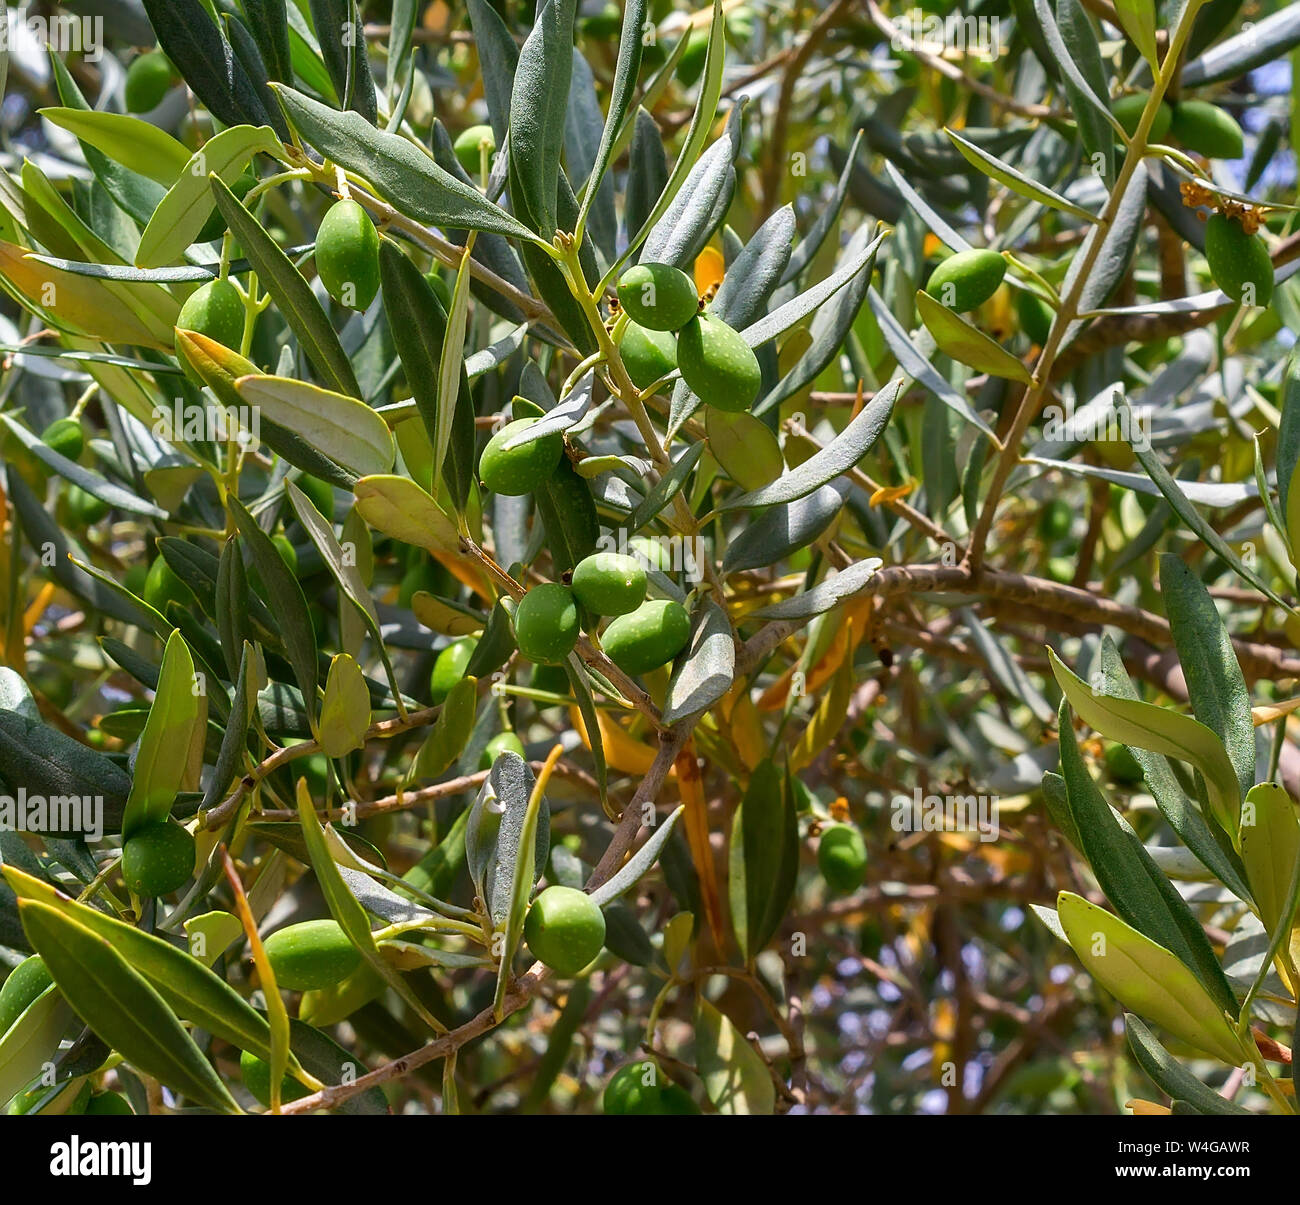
197, 170, 257, 243
424, 270, 452, 309
603, 1061, 666, 1114
817, 823, 867, 894
121, 821, 196, 897
1171, 100, 1244, 160
1038, 498, 1072, 542
617, 262, 700, 331
1105, 742, 1145, 786
64, 482, 109, 525
263, 919, 362, 991
530, 662, 571, 698
124, 562, 149, 598
124, 50, 173, 113
296, 475, 336, 521
570, 552, 647, 617
677, 314, 761, 411
523, 885, 606, 976
269, 534, 298, 576
618, 321, 678, 390
0, 956, 53, 1037
600, 598, 690, 676
924, 248, 1006, 312
453, 124, 496, 175
1111, 93, 1172, 141
1016, 290, 1054, 346
659, 1083, 702, 1114
479, 730, 525, 770
84, 1091, 134, 1115
1205, 213, 1273, 307
430, 636, 477, 703
41, 418, 84, 462
143, 557, 194, 614
239, 1049, 312, 1107
316, 199, 381, 311
514, 584, 580, 665
176, 279, 245, 366
479, 417, 564, 496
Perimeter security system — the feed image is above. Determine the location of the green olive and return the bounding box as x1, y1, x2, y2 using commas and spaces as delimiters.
480, 731, 526, 771
817, 823, 867, 894
263, 919, 362, 992
618, 321, 678, 391
677, 314, 761, 411
453, 124, 496, 175
570, 552, 647, 617
121, 821, 196, 897
924, 249, 1006, 312
41, 418, 84, 462
316, 199, 381, 311
600, 598, 691, 676
1171, 100, 1244, 160
523, 885, 606, 976
430, 636, 477, 704
1204, 213, 1273, 307
513, 584, 580, 665
617, 262, 700, 331
0, 956, 53, 1037
478, 418, 564, 496
124, 50, 173, 113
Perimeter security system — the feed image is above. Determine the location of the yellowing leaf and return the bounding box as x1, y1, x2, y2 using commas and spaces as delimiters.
1057, 892, 1243, 1065
916, 290, 1032, 384
318, 654, 371, 758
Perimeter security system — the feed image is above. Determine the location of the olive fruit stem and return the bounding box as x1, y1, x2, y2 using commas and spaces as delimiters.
965, 0, 1208, 574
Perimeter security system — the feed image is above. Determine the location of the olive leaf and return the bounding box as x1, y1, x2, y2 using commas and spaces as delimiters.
1124, 1015, 1249, 1116
294, 780, 446, 1034
0, 986, 73, 1108
1239, 783, 1300, 945
1048, 648, 1242, 836
1056, 892, 1243, 1065
719, 381, 901, 511
1056, 700, 1237, 1013
2, 866, 304, 1076
695, 997, 776, 1115
352, 475, 462, 556
915, 291, 1032, 385
136, 124, 281, 268
20, 900, 242, 1113
122, 629, 202, 837
235, 376, 395, 477
728, 761, 798, 961
318, 654, 371, 758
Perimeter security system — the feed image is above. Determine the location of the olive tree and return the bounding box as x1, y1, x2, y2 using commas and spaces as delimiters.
0, 0, 1298, 1119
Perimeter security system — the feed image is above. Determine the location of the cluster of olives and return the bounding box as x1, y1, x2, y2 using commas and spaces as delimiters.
614, 261, 761, 412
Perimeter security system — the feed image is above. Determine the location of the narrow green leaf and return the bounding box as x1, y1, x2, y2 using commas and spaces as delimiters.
916, 290, 1032, 384
1048, 647, 1242, 835
20, 901, 241, 1113
1057, 700, 1237, 1013
946, 128, 1097, 222
137, 125, 281, 268
1057, 892, 1243, 1065
235, 375, 394, 476
38, 108, 190, 185
695, 996, 775, 1115
123, 630, 201, 836
1160, 554, 1256, 801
